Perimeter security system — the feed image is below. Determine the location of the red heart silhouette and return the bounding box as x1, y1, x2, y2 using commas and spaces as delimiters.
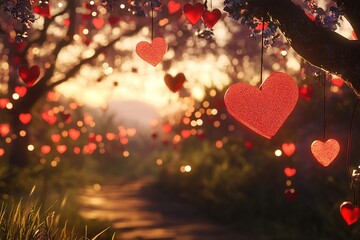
15, 86, 27, 97
183, 3, 204, 25
19, 113, 32, 125
224, 72, 299, 139
41, 145, 51, 154
33, 5, 51, 18
136, 37, 167, 67
57, 145, 67, 154
68, 128, 81, 141
92, 18, 105, 29
202, 9, 221, 28
167, 0, 182, 14
299, 85, 313, 101
311, 139, 340, 167
282, 142, 296, 157
18, 66, 40, 87
340, 201, 360, 225
51, 134, 61, 143
0, 124, 10, 137
164, 73, 186, 93
284, 167, 296, 177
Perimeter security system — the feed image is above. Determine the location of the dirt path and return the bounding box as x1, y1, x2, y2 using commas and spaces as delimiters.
78, 178, 254, 240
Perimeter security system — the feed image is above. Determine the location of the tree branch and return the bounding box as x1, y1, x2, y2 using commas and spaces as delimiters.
265, 0, 360, 97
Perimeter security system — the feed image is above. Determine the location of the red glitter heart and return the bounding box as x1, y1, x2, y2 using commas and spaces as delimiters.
311, 139, 340, 167
164, 73, 186, 93
224, 72, 299, 139
136, 37, 167, 67
183, 3, 204, 25
340, 201, 360, 225
19, 113, 32, 125
282, 142, 296, 157
202, 9, 221, 28
18, 66, 40, 87
167, 0, 181, 14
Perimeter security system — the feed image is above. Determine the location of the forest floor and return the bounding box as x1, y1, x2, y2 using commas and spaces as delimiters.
78, 177, 263, 240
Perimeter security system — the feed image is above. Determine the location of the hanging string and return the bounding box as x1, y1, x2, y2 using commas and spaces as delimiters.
151, 0, 154, 41
259, 17, 265, 87
346, 99, 360, 204
323, 72, 326, 140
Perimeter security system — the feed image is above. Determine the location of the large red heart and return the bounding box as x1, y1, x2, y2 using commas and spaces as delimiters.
183, 3, 204, 25
311, 139, 340, 167
19, 113, 32, 125
18, 66, 40, 87
224, 72, 299, 139
282, 142, 296, 157
135, 37, 167, 67
202, 9, 221, 28
164, 73, 186, 93
340, 201, 360, 225
167, 0, 181, 14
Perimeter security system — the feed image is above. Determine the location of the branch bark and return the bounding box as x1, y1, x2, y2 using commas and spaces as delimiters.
259, 0, 360, 97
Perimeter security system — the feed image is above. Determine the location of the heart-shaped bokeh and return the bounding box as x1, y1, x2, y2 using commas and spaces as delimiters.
311, 139, 340, 167
68, 128, 81, 141
224, 72, 299, 139
18, 65, 41, 87
19, 113, 32, 125
284, 167, 296, 177
164, 73, 186, 93
183, 3, 204, 25
92, 18, 105, 29
282, 142, 296, 157
340, 201, 360, 225
167, 0, 181, 14
202, 9, 221, 28
135, 37, 167, 67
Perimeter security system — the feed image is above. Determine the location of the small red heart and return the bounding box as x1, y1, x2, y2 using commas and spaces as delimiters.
299, 85, 313, 101
340, 201, 360, 225
135, 37, 167, 67
0, 124, 10, 137
0, 98, 9, 109
282, 142, 296, 157
51, 134, 61, 143
68, 128, 81, 141
92, 18, 105, 29
60, 112, 71, 122
224, 72, 299, 139
181, 130, 191, 139
106, 132, 115, 141
183, 3, 204, 25
33, 5, 51, 18
41, 145, 51, 154
19, 113, 32, 125
284, 167, 296, 177
162, 124, 172, 133
74, 147, 81, 154
311, 139, 340, 167
57, 145, 67, 154
167, 0, 182, 14
14, 86, 27, 97
18, 66, 40, 87
202, 9, 221, 28
41, 111, 57, 125
164, 73, 186, 93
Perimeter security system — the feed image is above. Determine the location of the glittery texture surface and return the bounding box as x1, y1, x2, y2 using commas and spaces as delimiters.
310, 139, 340, 167
340, 201, 360, 225
135, 37, 167, 67
224, 72, 299, 139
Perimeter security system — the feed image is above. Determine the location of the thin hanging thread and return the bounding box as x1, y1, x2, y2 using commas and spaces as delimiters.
151, 1, 154, 41
323, 72, 326, 140
346, 99, 360, 204
259, 17, 265, 86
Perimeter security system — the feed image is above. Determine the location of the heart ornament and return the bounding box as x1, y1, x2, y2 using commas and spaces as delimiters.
202, 9, 221, 28
311, 139, 340, 167
340, 201, 360, 225
167, 0, 182, 14
18, 65, 40, 87
136, 37, 167, 67
183, 3, 204, 25
164, 73, 186, 93
224, 72, 299, 139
